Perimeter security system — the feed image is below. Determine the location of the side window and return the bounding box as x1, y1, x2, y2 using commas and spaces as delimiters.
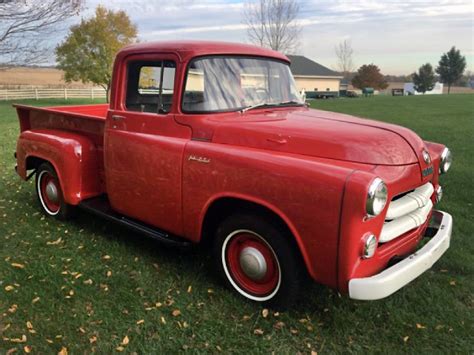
125, 60, 176, 113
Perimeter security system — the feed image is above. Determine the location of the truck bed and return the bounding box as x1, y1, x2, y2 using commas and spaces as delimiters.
14, 103, 108, 146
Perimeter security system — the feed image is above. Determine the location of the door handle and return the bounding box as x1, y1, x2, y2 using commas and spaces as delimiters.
111, 115, 125, 121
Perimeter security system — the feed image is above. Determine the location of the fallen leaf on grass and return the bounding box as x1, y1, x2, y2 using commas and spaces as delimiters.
187, 285, 192, 293
102, 255, 111, 260
449, 280, 456, 286
26, 322, 33, 330
10, 335, 27, 343
5, 285, 14, 291
116, 346, 124, 352
89, 336, 97, 344
106, 270, 112, 277
6, 348, 17, 355
262, 309, 269, 318
47, 237, 62, 245
253, 329, 264, 335
121, 336, 129, 345
23, 345, 32, 353
11, 263, 25, 269
273, 321, 285, 330
416, 323, 426, 329
311, 351, 318, 355
172, 309, 181, 317
403, 336, 409, 343
8, 304, 18, 313
58, 347, 68, 355
83, 279, 93, 285
136, 319, 145, 325
32, 297, 40, 304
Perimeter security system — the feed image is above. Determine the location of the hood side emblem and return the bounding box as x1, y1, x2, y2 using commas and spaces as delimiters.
188, 155, 211, 164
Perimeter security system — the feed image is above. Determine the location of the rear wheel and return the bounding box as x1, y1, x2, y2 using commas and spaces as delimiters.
213, 214, 303, 309
36, 163, 74, 220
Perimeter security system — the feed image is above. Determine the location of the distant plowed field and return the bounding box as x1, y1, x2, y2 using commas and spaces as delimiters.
0, 67, 91, 88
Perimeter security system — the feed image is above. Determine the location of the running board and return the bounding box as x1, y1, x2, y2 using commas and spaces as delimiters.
78, 196, 191, 248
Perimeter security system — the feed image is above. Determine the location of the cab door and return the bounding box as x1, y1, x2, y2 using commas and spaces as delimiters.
104, 53, 191, 236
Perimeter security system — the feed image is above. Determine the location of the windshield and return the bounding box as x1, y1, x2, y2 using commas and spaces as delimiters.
182, 56, 304, 113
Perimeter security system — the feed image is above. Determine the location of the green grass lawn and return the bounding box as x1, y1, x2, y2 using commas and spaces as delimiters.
1, 96, 473, 353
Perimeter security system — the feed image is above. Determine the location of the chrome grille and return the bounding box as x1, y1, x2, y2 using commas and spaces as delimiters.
380, 182, 434, 243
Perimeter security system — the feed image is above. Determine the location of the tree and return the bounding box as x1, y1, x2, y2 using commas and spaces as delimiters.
352, 64, 388, 90
335, 39, 355, 79
436, 46, 466, 94
55, 6, 137, 100
412, 63, 435, 94
243, 0, 301, 53
0, 0, 83, 66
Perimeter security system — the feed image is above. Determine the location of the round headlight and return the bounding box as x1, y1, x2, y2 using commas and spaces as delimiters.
366, 178, 388, 217
363, 234, 377, 259
439, 147, 452, 174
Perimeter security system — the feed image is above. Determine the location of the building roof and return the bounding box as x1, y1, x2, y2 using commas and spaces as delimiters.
118, 41, 289, 63
287, 55, 341, 77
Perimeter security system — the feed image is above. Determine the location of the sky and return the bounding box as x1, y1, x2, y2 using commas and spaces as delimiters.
76, 0, 473, 75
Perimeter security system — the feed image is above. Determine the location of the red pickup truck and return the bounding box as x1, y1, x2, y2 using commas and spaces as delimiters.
14, 41, 453, 307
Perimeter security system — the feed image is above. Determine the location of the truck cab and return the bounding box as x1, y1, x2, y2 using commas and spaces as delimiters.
14, 41, 453, 308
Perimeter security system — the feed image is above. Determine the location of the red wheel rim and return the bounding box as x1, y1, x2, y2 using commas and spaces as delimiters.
225, 231, 280, 297
39, 172, 60, 214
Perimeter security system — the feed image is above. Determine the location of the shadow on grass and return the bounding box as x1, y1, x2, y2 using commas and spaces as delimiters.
57, 202, 344, 316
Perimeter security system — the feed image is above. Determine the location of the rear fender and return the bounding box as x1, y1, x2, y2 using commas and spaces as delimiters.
16, 129, 101, 205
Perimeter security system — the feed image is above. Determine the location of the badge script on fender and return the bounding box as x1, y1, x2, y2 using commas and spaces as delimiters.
188, 155, 211, 164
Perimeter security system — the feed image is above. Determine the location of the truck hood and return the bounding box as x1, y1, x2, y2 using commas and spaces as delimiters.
211, 108, 424, 165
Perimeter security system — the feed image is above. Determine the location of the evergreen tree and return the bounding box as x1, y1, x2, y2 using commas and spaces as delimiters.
436, 46, 466, 94
413, 63, 436, 94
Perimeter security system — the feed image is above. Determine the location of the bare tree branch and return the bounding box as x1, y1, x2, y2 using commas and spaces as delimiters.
0, 0, 83, 67
335, 39, 355, 79
243, 0, 301, 54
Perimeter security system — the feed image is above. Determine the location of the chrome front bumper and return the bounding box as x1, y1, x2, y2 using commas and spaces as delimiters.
349, 210, 453, 300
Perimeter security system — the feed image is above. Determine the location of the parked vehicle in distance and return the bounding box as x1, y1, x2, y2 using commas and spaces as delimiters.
14, 41, 453, 308
346, 90, 360, 98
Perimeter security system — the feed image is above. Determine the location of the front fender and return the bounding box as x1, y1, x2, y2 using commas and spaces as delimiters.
182, 141, 353, 288
16, 129, 101, 205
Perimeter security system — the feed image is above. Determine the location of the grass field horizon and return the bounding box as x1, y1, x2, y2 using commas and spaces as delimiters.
1, 95, 473, 353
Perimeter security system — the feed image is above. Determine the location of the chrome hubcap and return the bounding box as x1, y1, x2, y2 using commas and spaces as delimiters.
239, 247, 267, 280
45, 181, 59, 203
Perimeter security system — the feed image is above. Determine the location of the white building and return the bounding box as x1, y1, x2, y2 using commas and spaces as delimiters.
404, 82, 444, 95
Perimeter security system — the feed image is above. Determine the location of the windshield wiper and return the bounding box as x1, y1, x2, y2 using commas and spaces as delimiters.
240, 100, 305, 113
240, 102, 273, 113
276, 100, 305, 106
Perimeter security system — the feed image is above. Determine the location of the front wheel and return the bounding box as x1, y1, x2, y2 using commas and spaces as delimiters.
213, 214, 303, 309
35, 162, 75, 220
